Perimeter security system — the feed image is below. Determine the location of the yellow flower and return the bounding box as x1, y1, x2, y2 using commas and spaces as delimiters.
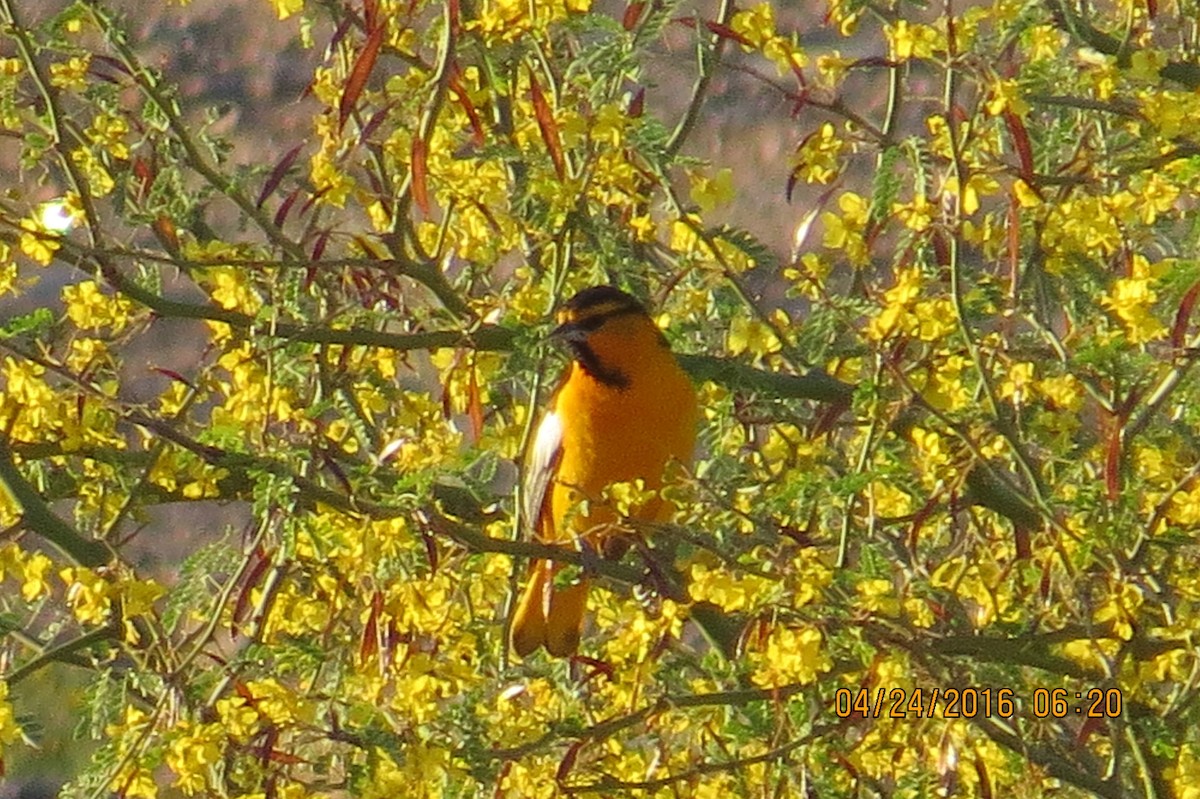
66, 338, 108, 373
886, 20, 938, 60
20, 551, 53, 601
467, 0, 533, 43
1039, 373, 1083, 412
999, 362, 1035, 404
590, 102, 627, 147
2, 357, 57, 436
203, 266, 263, 313
165, 721, 224, 795
791, 122, 846, 185
1101, 275, 1167, 344
892, 195, 933, 231
727, 316, 780, 358
270, 0, 304, 19
120, 577, 166, 617
19, 216, 60, 266
816, 50, 852, 86
904, 596, 936, 628
871, 481, 913, 518
62, 280, 136, 332
110, 764, 158, 799
1094, 582, 1143, 640
1012, 179, 1041, 208
1133, 172, 1180, 225
1129, 49, 1167, 82
827, 0, 859, 35
0, 544, 21, 582
1061, 637, 1119, 671
1167, 483, 1200, 526
0, 257, 17, 298
49, 55, 90, 90
985, 78, 1029, 116
1170, 745, 1200, 799
730, 2, 775, 48
913, 297, 956, 342
1025, 25, 1064, 61
729, 3, 804, 75
688, 561, 773, 612
750, 625, 831, 687
669, 214, 712, 259
243, 678, 309, 726
688, 168, 735, 212
86, 113, 130, 160
105, 704, 153, 740
943, 172, 999, 216
930, 557, 1011, 627
602, 478, 658, 517
60, 566, 113, 625
310, 149, 355, 207
629, 213, 655, 242
182, 466, 226, 499
71, 147, 115, 196
1137, 89, 1200, 139
864, 266, 923, 340
791, 548, 832, 607
855, 578, 899, 616
821, 191, 870, 266
215, 695, 262, 742
466, 0, 589, 43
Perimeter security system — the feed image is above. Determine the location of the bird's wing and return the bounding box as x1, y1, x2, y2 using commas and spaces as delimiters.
522, 399, 563, 540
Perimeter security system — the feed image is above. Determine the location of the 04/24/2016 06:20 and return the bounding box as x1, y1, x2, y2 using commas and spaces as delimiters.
832, 686, 1125, 720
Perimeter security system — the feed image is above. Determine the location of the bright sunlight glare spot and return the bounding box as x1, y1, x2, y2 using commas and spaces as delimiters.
39, 200, 75, 233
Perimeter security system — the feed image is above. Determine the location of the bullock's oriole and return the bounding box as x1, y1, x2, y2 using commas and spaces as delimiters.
510, 285, 698, 657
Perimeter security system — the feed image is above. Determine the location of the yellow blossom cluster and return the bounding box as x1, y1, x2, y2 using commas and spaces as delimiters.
822, 191, 871, 267
750, 624, 830, 687
1100, 256, 1168, 344
687, 560, 776, 613
931, 555, 1018, 628
62, 280, 137, 332
790, 123, 848, 185
864, 267, 956, 343
0, 543, 53, 600
730, 3, 806, 76
885, 19, 940, 61
466, 0, 592, 45
211, 342, 303, 432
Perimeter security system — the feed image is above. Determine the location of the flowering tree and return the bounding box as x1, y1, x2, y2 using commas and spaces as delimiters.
1, 0, 1199, 796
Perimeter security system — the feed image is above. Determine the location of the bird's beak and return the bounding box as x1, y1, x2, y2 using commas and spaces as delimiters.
549, 317, 587, 343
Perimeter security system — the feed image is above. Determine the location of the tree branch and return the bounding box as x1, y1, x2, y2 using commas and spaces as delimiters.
0, 438, 110, 567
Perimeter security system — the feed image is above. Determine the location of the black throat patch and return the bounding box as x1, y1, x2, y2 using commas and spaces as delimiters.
569, 340, 629, 389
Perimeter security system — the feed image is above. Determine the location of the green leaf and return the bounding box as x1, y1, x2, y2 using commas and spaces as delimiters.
162, 541, 241, 633
0, 307, 53, 339
869, 145, 902, 224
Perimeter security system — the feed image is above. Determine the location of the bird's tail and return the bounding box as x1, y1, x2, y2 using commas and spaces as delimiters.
510, 560, 588, 657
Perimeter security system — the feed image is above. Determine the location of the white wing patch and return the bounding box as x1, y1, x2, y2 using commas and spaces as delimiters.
522, 408, 563, 537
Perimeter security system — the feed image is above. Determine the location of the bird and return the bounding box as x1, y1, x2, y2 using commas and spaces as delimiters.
510, 285, 698, 657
